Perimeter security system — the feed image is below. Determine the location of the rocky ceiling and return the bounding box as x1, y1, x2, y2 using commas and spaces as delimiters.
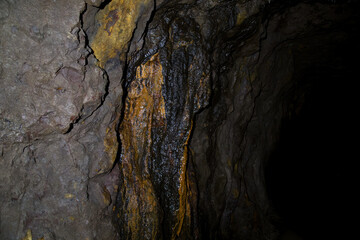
0, 0, 358, 239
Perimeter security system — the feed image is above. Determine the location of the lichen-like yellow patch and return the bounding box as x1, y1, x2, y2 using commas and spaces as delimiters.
102, 186, 111, 206
22, 229, 32, 240
64, 193, 75, 199
91, 0, 152, 66
236, 12, 247, 26
103, 124, 119, 168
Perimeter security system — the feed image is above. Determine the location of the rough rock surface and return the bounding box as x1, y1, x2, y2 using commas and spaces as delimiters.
0, 0, 359, 239
1, 1, 119, 239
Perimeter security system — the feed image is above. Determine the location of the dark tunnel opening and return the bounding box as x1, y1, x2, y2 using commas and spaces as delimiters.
265, 27, 358, 239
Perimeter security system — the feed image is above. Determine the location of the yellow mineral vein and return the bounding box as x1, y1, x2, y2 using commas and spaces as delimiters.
172, 120, 193, 239
91, 0, 152, 67
120, 53, 165, 239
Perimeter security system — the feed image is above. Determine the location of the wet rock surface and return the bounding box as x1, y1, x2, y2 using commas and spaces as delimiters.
1, 0, 359, 239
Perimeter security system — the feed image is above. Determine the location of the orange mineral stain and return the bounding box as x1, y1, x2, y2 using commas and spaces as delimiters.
119, 53, 165, 239
22, 230, 32, 240
172, 121, 193, 239
99, 113, 121, 176
91, 0, 153, 67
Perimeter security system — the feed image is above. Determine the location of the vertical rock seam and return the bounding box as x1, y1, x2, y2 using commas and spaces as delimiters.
98, 4, 212, 239
91, 0, 153, 66
118, 53, 164, 239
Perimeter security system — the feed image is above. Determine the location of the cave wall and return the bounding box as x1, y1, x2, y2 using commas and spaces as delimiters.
0, 0, 121, 239
0, 0, 358, 239
181, 1, 359, 239
262, 3, 359, 239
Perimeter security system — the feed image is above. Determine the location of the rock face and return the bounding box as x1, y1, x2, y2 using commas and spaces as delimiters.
1, 1, 118, 239
0, 0, 358, 239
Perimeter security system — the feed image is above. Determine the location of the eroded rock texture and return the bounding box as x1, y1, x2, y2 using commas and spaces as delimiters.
1, 1, 119, 239
1, 0, 359, 239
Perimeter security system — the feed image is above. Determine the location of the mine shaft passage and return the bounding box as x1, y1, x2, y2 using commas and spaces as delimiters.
265, 31, 358, 239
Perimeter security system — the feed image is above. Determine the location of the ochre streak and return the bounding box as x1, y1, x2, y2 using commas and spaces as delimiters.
102, 116, 120, 174
172, 121, 193, 239
91, 0, 152, 67
120, 53, 165, 239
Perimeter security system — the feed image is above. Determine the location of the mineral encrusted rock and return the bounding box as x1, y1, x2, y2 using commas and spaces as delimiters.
1, 0, 358, 239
